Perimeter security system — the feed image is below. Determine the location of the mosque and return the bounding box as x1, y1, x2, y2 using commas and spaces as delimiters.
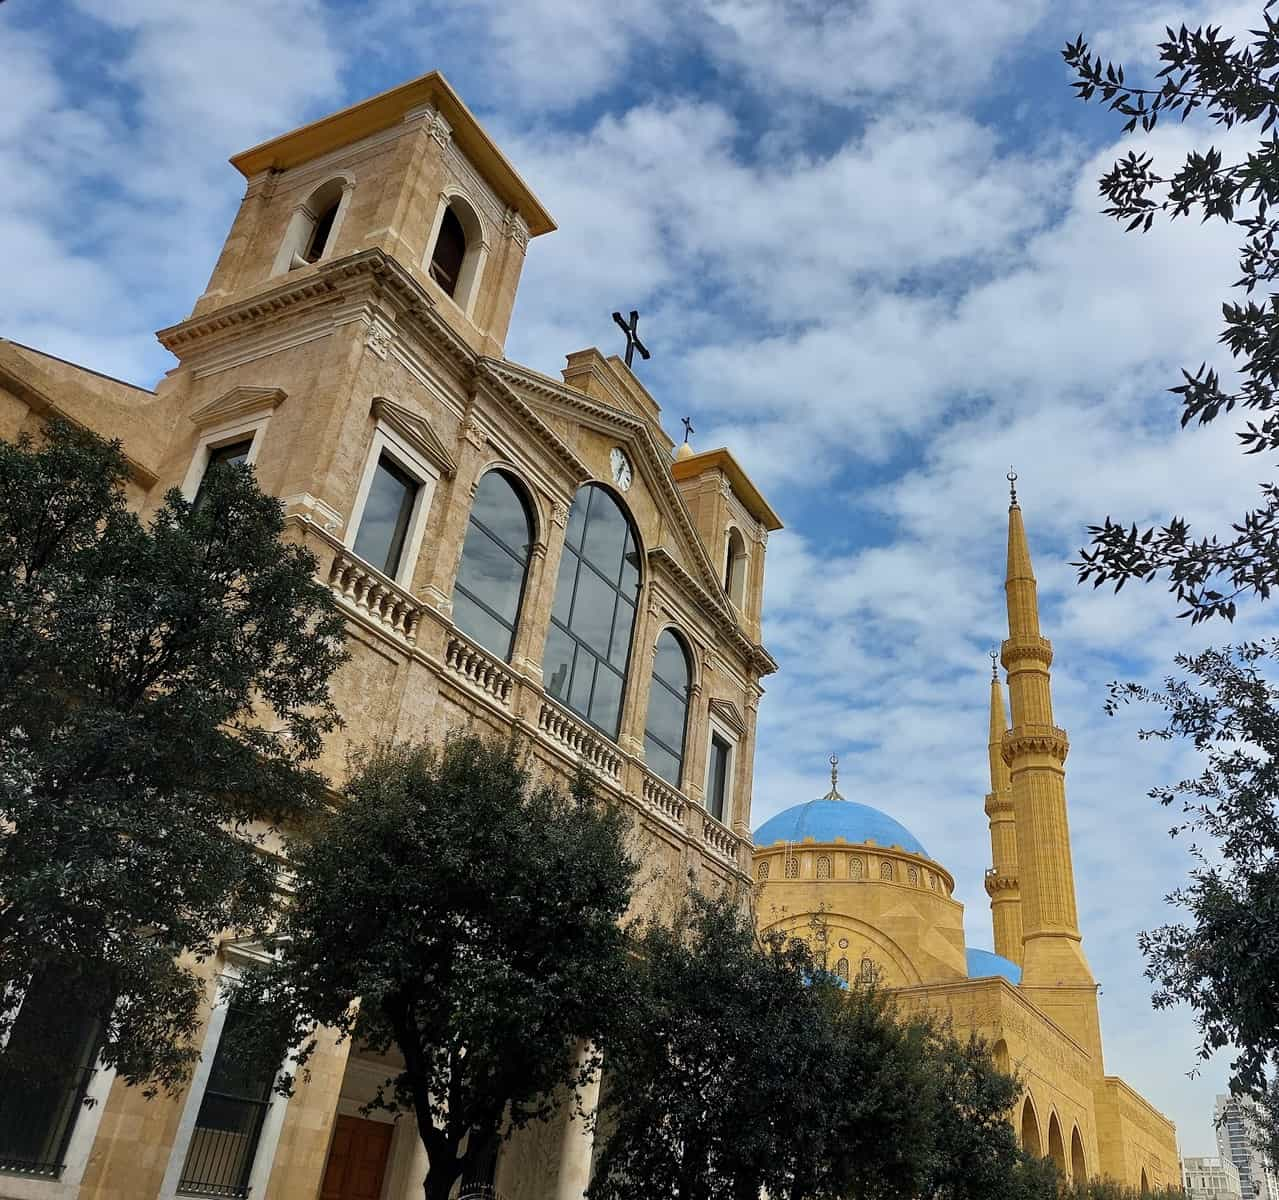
752, 483, 1181, 1191
0, 66, 1178, 1200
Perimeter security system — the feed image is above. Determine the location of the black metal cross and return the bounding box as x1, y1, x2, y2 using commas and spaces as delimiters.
612, 309, 651, 368
681, 416, 695, 444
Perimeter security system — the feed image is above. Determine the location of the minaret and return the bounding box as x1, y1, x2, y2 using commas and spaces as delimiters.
984, 652, 1022, 964
999, 472, 1103, 1064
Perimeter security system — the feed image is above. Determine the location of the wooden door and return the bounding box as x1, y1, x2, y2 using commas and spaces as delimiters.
320, 1115, 394, 1200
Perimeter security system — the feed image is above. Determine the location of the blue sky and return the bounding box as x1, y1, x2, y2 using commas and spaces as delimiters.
3, 0, 1272, 1155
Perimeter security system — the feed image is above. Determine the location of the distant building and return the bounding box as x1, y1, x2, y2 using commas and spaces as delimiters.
1217, 1095, 1279, 1200
1184, 1155, 1243, 1200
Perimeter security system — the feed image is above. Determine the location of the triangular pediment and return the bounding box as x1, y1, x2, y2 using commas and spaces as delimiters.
190, 385, 287, 428
373, 396, 456, 478
483, 360, 730, 607
709, 697, 747, 736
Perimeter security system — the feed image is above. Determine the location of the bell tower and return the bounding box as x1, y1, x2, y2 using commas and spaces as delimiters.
189, 72, 556, 357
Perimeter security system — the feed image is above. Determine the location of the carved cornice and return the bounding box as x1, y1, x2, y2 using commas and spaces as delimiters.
1000, 634, 1054, 669
984, 868, 1020, 898
472, 363, 592, 488
372, 396, 456, 478
1001, 723, 1069, 765
190, 384, 287, 428
649, 545, 777, 677
984, 789, 1014, 817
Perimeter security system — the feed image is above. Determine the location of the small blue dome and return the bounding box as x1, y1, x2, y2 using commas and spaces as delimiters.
752, 799, 930, 859
965, 947, 1022, 985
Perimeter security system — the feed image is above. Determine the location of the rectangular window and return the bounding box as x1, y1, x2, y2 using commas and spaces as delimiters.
193, 438, 254, 511
0, 969, 102, 1178
352, 454, 420, 579
707, 733, 731, 822
177, 1007, 279, 1200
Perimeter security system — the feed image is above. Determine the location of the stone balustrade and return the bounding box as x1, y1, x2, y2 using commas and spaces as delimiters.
640, 770, 686, 827
702, 816, 739, 862
444, 633, 514, 707
537, 700, 622, 782
325, 546, 422, 643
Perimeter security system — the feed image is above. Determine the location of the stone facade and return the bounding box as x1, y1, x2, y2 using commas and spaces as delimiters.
0, 72, 779, 1200
752, 490, 1181, 1192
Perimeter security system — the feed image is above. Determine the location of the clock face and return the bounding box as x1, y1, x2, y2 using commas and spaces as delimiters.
610, 447, 633, 491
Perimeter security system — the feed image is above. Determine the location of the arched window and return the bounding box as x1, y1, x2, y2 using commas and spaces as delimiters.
643, 630, 691, 786
1140, 1169, 1149, 1195
757, 860, 769, 881
1048, 1114, 1066, 1174
908, 865, 919, 885
1020, 1098, 1041, 1157
427, 196, 485, 311
928, 872, 937, 890
1071, 1126, 1086, 1182
429, 207, 467, 296
849, 857, 864, 880
724, 528, 747, 607
858, 958, 875, 984
835, 957, 850, 982
816, 855, 832, 880
784, 856, 799, 879
544, 484, 640, 738
452, 470, 534, 661
879, 861, 894, 881
992, 1039, 1010, 1076
280, 177, 349, 273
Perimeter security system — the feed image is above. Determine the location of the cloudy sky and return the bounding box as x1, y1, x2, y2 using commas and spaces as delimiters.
4, 0, 1273, 1154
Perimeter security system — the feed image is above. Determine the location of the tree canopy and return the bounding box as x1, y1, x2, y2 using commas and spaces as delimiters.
1065, 12, 1279, 623
235, 735, 638, 1200
0, 419, 345, 1094
589, 892, 1051, 1200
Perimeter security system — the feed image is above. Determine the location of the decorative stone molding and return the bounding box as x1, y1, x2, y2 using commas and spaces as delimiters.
641, 770, 686, 828
503, 206, 530, 251
537, 699, 622, 782
425, 106, 453, 148
462, 416, 485, 449
444, 633, 513, 707
364, 320, 394, 360
984, 869, 1021, 898
708, 697, 747, 737
1001, 723, 1069, 764
551, 500, 569, 528
281, 492, 343, 534
327, 546, 423, 643
189, 384, 287, 428
371, 396, 457, 478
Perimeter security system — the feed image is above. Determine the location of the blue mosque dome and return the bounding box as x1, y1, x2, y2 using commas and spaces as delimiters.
752, 798, 930, 859
965, 947, 1022, 985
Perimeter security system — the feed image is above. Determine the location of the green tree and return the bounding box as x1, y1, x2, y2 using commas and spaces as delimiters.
235, 735, 637, 1200
589, 892, 1051, 1200
1064, 11, 1279, 1144
1065, 12, 1279, 623
0, 419, 345, 1094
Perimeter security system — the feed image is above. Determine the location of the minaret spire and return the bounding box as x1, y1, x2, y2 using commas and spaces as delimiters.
998, 476, 1103, 1063
984, 652, 1022, 963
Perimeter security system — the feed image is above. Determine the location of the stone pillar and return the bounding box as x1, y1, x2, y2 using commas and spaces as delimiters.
554, 1044, 602, 1200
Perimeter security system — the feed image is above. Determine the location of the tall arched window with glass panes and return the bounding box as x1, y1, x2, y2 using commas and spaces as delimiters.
451, 470, 534, 661
543, 485, 641, 738
643, 629, 692, 786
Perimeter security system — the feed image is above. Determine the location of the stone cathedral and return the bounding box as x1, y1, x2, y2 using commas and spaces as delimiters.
753, 487, 1180, 1191
0, 69, 1176, 1200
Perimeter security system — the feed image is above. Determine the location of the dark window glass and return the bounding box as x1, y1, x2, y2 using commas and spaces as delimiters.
353, 454, 419, 579
303, 200, 339, 263
643, 630, 691, 787
543, 485, 640, 738
0, 969, 102, 1177
178, 1007, 281, 1200
707, 732, 731, 822
452, 472, 533, 660
193, 438, 253, 510
429, 207, 467, 297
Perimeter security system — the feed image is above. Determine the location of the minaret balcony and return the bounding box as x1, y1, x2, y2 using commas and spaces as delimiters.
1000, 634, 1054, 669
1001, 723, 1069, 764
984, 868, 1020, 898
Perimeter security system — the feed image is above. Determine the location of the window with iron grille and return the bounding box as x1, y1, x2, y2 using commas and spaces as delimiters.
177, 1007, 280, 1199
